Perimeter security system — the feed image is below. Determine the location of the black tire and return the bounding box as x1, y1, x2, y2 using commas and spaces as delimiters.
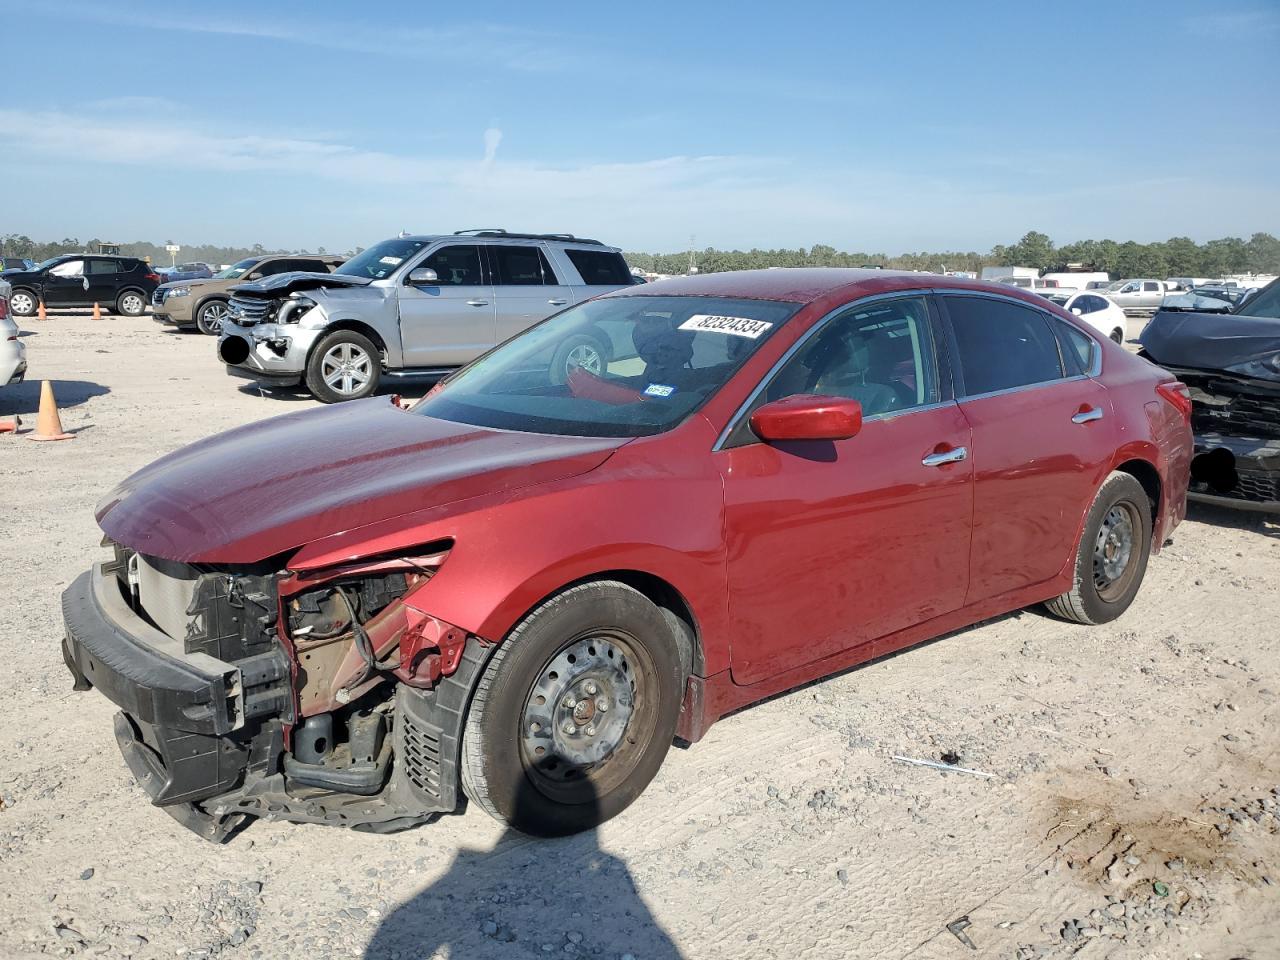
195, 299, 229, 335
305, 329, 381, 403
549, 333, 608, 385
1110, 328, 1124, 344
9, 289, 37, 317
116, 289, 147, 317
1045, 471, 1153, 625
460, 581, 684, 836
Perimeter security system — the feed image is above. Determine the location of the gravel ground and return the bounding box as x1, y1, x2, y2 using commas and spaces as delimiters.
1, 312, 1277, 960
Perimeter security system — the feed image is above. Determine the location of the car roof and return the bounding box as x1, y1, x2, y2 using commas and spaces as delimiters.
601, 267, 1058, 307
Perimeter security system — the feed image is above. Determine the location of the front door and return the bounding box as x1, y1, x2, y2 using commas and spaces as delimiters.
43, 259, 88, 306
939, 293, 1117, 603
718, 296, 974, 685
488, 244, 575, 343
397, 243, 497, 368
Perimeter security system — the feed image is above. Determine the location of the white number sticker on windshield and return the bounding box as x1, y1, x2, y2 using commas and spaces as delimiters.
379, 256, 403, 266
678, 314, 774, 339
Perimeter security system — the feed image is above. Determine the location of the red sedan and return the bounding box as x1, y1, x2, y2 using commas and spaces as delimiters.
62, 269, 1192, 840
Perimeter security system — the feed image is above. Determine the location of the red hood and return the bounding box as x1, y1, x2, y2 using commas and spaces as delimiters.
97, 398, 624, 564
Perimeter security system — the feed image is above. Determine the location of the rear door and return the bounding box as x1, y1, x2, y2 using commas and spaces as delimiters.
85, 258, 121, 304
939, 293, 1116, 604
718, 295, 974, 684
488, 244, 574, 342
397, 243, 496, 368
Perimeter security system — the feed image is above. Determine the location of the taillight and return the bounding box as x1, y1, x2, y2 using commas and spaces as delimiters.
1156, 381, 1192, 423
145, 272, 160, 283
0, 295, 8, 321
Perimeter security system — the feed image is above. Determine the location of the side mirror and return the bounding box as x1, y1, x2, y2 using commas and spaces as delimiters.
750, 394, 863, 443
1070, 306, 1083, 316
408, 267, 439, 285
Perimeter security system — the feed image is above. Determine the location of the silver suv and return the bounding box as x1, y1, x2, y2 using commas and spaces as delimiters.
217, 230, 635, 402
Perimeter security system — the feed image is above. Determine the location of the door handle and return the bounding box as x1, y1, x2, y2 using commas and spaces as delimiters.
547, 298, 568, 306
465, 299, 489, 307
1071, 406, 1104, 424
922, 446, 967, 467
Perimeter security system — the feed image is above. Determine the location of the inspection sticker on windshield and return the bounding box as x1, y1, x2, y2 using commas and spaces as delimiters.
679, 314, 773, 339
379, 256, 403, 266
644, 383, 676, 398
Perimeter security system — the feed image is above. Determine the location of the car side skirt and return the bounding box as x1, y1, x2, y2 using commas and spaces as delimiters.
676, 573, 1072, 743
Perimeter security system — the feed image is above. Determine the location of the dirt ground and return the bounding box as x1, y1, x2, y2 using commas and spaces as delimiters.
1, 311, 1277, 960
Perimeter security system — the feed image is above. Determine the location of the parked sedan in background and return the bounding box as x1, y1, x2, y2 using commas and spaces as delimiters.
1036, 289, 1128, 342
159, 262, 215, 283
62, 268, 1192, 841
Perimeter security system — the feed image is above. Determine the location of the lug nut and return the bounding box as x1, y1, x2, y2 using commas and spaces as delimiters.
562, 721, 577, 735
585, 725, 596, 736
585, 681, 598, 695
596, 698, 609, 712
562, 696, 576, 709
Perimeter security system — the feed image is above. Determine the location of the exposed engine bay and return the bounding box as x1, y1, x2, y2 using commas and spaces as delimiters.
61, 538, 487, 840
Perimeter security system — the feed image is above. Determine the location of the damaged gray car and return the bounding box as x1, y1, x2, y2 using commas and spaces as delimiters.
1140, 278, 1280, 512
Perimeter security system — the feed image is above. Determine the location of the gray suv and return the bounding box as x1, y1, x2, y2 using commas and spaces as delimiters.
217, 230, 635, 402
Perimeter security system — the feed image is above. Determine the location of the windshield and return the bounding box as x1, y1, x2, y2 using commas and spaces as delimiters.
335, 238, 431, 280
214, 258, 259, 280
415, 295, 800, 438
36, 256, 73, 271
1238, 280, 1280, 318
1038, 292, 1071, 305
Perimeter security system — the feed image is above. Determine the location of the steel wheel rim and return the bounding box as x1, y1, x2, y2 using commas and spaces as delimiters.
122, 294, 144, 314
519, 631, 655, 804
11, 292, 33, 314
565, 342, 602, 377
321, 342, 373, 396
1093, 501, 1139, 601
201, 303, 227, 332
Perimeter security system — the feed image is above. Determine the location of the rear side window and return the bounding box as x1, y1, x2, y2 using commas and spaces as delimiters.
489, 245, 558, 285
1052, 320, 1096, 376
564, 249, 632, 286
88, 259, 119, 274
1143, 281, 1160, 292
945, 296, 1065, 397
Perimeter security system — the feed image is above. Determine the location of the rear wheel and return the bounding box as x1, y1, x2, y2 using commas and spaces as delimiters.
305, 329, 380, 403
195, 299, 229, 335
460, 581, 683, 836
9, 289, 36, 316
116, 290, 147, 317
549, 334, 607, 385
1045, 471, 1152, 625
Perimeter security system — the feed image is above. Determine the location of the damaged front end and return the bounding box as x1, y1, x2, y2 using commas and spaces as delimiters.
1140, 308, 1280, 512
61, 539, 488, 840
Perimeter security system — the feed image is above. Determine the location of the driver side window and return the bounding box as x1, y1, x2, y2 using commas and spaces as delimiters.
764, 297, 939, 418
418, 245, 485, 286
49, 260, 84, 278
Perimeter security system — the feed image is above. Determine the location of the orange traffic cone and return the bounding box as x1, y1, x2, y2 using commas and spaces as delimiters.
37, 300, 46, 321
0, 414, 19, 434
27, 381, 74, 441
92, 302, 101, 321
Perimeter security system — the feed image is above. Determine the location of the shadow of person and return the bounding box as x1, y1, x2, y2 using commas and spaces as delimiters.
365, 773, 683, 960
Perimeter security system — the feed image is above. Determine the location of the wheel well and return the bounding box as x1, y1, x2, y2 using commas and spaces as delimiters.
118, 286, 147, 300
194, 294, 228, 315
315, 320, 388, 359
1115, 458, 1161, 526
512, 571, 704, 678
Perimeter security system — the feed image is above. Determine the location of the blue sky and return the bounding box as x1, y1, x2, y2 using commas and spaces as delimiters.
1, 0, 1277, 253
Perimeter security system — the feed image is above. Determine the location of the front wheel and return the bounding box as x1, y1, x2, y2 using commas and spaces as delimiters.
1044, 471, 1153, 625
460, 581, 684, 836
305, 329, 381, 403
195, 299, 229, 335
9, 289, 37, 317
116, 290, 147, 317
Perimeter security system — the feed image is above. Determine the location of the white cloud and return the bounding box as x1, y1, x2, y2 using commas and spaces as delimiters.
482, 128, 503, 167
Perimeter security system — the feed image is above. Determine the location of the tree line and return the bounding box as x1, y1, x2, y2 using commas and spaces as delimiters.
625, 231, 1280, 278
5, 230, 1277, 279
